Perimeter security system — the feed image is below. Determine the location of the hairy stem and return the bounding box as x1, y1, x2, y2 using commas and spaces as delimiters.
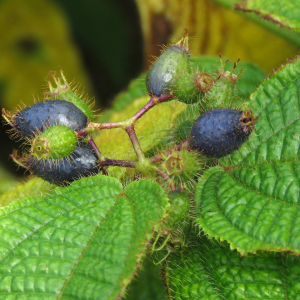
153, 166, 175, 191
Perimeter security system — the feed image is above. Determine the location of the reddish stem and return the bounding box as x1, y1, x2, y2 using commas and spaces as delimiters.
149, 139, 190, 165
154, 167, 176, 191
99, 158, 136, 168
125, 124, 145, 161
131, 94, 173, 122
88, 136, 101, 159
87, 94, 173, 131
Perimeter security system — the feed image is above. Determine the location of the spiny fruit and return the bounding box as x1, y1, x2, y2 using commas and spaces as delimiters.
26, 143, 100, 185
3, 99, 88, 139
146, 33, 190, 96
189, 108, 257, 158
206, 57, 243, 109
161, 150, 199, 186
47, 69, 94, 121
172, 71, 214, 104
31, 125, 77, 159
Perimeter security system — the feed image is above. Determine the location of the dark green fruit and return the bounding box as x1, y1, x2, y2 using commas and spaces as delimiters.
31, 125, 77, 159
189, 108, 256, 158
146, 41, 190, 96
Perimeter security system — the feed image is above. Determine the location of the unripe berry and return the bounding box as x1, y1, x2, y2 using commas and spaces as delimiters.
165, 190, 190, 230
31, 125, 77, 159
48, 69, 94, 121
146, 34, 190, 96
172, 71, 214, 104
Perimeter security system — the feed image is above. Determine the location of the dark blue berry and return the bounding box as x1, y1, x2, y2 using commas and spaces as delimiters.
13, 100, 88, 139
189, 108, 255, 158
27, 143, 100, 185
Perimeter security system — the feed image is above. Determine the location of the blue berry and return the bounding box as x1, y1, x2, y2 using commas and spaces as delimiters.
11, 100, 88, 139
27, 143, 100, 185
189, 108, 256, 158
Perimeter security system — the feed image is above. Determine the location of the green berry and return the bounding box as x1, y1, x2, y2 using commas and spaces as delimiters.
206, 57, 244, 109
48, 69, 94, 121
173, 71, 214, 104
173, 120, 194, 143
146, 34, 190, 96
161, 150, 199, 185
165, 190, 190, 230
31, 125, 77, 159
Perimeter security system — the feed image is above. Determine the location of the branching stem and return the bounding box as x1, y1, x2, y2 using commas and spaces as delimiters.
85, 94, 173, 162
99, 158, 137, 168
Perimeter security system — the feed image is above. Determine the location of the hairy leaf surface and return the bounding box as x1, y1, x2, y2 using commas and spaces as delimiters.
166, 234, 300, 299
196, 164, 300, 254
0, 175, 169, 299
235, 0, 300, 31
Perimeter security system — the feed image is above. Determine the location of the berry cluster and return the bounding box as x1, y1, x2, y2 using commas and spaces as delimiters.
2, 74, 101, 185
2, 31, 258, 189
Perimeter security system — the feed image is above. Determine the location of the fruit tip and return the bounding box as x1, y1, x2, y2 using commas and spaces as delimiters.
11, 150, 30, 170
2, 108, 15, 127
175, 29, 189, 51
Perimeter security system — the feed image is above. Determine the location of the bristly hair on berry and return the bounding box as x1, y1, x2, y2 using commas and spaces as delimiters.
204, 55, 244, 110
12, 143, 100, 186
160, 29, 190, 54
239, 109, 259, 133
45, 68, 96, 121
157, 147, 205, 192
30, 125, 78, 160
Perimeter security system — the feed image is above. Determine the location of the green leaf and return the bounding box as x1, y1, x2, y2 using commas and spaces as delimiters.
220, 55, 300, 168
235, 0, 300, 32
124, 256, 167, 300
0, 175, 169, 299
196, 164, 300, 254
165, 234, 300, 299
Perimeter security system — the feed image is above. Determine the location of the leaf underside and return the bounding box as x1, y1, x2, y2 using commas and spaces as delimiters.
0, 175, 169, 300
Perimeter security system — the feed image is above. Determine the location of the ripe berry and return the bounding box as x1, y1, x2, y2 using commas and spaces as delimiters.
27, 143, 100, 185
146, 34, 190, 96
6, 100, 88, 139
189, 108, 256, 158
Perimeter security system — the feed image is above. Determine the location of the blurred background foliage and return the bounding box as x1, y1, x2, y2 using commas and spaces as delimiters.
0, 0, 299, 182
